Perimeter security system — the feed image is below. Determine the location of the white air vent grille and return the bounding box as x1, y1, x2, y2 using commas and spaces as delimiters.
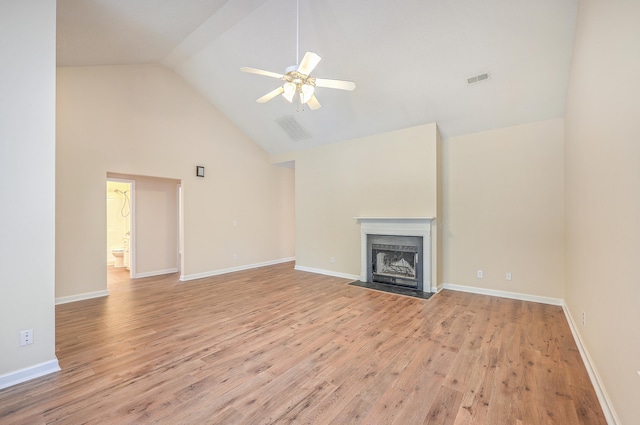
275, 115, 311, 142
467, 72, 491, 85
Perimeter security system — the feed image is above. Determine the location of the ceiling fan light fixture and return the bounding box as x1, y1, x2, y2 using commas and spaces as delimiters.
283, 82, 296, 102
300, 83, 315, 103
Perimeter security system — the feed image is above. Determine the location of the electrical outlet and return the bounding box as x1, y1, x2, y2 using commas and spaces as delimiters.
232, 220, 237, 227
20, 329, 33, 346
506, 272, 512, 281
330, 257, 335, 264
232, 253, 237, 260
476, 270, 483, 279
582, 312, 586, 326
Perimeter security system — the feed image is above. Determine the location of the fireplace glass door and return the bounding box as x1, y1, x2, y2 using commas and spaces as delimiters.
372, 244, 419, 288
367, 234, 423, 290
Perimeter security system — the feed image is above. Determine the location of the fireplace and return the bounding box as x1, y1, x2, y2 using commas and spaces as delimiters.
368, 235, 423, 290
356, 217, 434, 293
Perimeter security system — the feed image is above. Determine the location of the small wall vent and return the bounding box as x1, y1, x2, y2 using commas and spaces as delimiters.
275, 115, 311, 142
467, 72, 491, 85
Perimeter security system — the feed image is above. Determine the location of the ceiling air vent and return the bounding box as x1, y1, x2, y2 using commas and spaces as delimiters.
275, 115, 311, 142
467, 72, 490, 85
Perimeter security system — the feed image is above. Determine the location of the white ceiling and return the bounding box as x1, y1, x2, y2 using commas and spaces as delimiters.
56, 0, 578, 155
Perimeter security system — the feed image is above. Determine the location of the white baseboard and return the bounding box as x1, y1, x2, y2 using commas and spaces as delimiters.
441, 283, 563, 306
134, 268, 178, 279
55, 290, 109, 305
0, 359, 60, 390
563, 305, 620, 425
180, 257, 295, 282
294, 265, 360, 281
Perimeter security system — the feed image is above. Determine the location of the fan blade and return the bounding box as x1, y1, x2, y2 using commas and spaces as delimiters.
297, 52, 321, 76
307, 95, 321, 110
240, 67, 283, 79
257, 86, 285, 103
315, 78, 356, 91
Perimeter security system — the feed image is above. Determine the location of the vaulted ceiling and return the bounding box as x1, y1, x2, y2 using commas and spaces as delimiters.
57, 0, 578, 155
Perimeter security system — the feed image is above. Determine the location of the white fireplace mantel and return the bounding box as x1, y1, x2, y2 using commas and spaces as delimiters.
355, 217, 434, 292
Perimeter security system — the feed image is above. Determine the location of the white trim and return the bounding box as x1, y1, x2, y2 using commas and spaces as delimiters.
177, 183, 183, 275
55, 290, 109, 305
294, 265, 360, 281
563, 305, 620, 425
0, 359, 60, 390
180, 257, 295, 281
134, 268, 179, 279
354, 217, 435, 221
441, 283, 563, 306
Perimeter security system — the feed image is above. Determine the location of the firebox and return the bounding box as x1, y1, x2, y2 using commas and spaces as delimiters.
367, 234, 423, 290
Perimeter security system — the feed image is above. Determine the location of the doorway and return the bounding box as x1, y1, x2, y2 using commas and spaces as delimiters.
106, 178, 135, 283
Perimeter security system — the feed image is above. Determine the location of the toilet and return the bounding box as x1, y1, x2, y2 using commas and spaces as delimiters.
112, 248, 125, 268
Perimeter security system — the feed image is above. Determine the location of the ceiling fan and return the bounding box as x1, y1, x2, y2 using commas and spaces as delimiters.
240, 0, 356, 110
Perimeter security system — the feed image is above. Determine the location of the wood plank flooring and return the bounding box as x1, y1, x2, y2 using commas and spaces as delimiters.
0, 262, 606, 424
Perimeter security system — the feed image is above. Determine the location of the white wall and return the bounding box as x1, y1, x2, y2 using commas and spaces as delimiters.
443, 119, 565, 300
564, 1, 640, 423
56, 64, 295, 299
0, 0, 59, 383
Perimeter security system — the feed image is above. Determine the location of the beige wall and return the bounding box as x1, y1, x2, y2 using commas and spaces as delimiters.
443, 119, 565, 299
56, 64, 295, 298
291, 123, 441, 281
134, 176, 179, 275
564, 1, 640, 423
0, 0, 58, 379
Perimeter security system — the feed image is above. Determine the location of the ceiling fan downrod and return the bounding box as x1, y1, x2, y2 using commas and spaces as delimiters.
296, 0, 300, 66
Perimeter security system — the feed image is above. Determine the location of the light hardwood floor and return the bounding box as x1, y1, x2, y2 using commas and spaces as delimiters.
0, 262, 606, 424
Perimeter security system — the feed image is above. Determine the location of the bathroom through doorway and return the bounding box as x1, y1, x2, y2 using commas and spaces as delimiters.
106, 178, 135, 282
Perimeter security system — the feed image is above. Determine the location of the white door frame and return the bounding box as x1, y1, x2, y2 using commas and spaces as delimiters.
177, 183, 183, 276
